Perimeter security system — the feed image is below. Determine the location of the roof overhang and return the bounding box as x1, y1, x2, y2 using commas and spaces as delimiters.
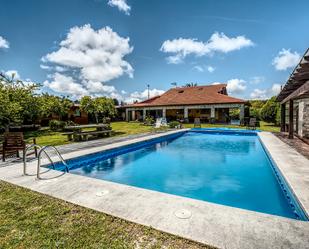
277, 48, 309, 103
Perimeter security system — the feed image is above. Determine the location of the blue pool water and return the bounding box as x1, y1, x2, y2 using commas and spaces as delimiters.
51, 130, 307, 220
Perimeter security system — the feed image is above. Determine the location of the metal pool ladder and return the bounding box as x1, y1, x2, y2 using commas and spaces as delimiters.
23, 145, 69, 179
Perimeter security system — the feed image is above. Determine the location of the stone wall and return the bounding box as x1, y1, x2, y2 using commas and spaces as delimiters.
302, 98, 309, 138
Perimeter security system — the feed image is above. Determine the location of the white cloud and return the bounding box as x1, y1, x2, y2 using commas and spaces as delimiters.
4, 70, 20, 79
226, 78, 247, 94
108, 0, 131, 15
126, 88, 165, 103
160, 32, 253, 64
193, 65, 204, 72
0, 36, 9, 49
207, 66, 215, 73
43, 24, 133, 83
43, 73, 88, 98
40, 64, 52, 70
272, 49, 300, 71
250, 83, 281, 99
43, 73, 120, 99
249, 76, 265, 84
193, 65, 215, 73
42, 24, 133, 98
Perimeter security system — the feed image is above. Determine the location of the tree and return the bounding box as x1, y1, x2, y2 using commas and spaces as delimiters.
40, 94, 72, 121
80, 96, 116, 123
0, 72, 41, 129
260, 96, 280, 124
248, 99, 266, 120
184, 82, 197, 87
113, 98, 119, 106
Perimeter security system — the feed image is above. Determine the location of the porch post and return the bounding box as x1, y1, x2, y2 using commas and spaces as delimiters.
162, 108, 166, 119
125, 109, 129, 122
280, 103, 286, 132
210, 106, 215, 118
142, 109, 146, 121
289, 99, 294, 139
131, 110, 136, 121
184, 107, 188, 122
239, 104, 245, 125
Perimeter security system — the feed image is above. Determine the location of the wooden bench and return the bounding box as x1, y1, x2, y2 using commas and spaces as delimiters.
73, 130, 113, 141
62, 132, 74, 141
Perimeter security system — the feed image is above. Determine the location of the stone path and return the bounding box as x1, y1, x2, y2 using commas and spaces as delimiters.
275, 132, 309, 160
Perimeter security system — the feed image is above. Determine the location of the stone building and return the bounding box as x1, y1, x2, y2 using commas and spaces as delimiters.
277, 48, 309, 139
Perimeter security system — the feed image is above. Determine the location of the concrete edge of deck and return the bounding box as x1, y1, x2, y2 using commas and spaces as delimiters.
0, 129, 309, 249
258, 132, 309, 217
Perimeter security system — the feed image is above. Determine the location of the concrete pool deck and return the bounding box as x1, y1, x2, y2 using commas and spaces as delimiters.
0, 130, 309, 249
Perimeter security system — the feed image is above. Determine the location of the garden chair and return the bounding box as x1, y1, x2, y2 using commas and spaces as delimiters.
194, 118, 201, 128
247, 118, 257, 130
2, 132, 26, 161
2, 132, 37, 162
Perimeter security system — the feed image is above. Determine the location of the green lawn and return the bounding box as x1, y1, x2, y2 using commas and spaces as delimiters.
0, 181, 212, 249
24, 122, 155, 146
24, 121, 279, 147
183, 121, 280, 132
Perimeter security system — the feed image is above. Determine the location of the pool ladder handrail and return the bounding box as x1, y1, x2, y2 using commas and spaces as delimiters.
23, 144, 42, 175
37, 146, 69, 179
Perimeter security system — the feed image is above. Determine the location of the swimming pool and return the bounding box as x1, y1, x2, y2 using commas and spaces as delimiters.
51, 130, 307, 220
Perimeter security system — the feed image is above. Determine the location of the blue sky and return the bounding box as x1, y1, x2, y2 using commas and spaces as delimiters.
0, 0, 309, 102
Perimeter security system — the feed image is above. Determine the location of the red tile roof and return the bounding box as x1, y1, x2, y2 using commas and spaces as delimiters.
126, 84, 246, 107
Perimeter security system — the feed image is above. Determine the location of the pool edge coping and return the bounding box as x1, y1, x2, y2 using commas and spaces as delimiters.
258, 132, 309, 218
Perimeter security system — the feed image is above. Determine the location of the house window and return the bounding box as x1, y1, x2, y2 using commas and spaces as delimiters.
74, 109, 81, 117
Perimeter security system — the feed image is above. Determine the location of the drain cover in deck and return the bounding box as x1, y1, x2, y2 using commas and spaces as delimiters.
96, 190, 109, 197
174, 209, 192, 219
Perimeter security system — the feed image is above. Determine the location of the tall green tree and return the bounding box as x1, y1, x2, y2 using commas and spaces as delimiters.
40, 94, 72, 121
260, 96, 280, 124
0, 72, 40, 130
80, 96, 116, 123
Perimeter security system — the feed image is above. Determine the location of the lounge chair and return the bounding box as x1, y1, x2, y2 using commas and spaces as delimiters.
161, 117, 168, 126
194, 118, 201, 128
154, 118, 162, 128
247, 118, 257, 130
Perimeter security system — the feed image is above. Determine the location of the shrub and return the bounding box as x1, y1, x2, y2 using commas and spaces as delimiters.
169, 121, 180, 128
49, 120, 66, 131
102, 117, 111, 124
260, 96, 280, 125
144, 116, 154, 125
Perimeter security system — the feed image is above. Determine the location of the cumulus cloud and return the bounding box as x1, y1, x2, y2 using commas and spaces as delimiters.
250, 84, 281, 99
226, 78, 247, 95
43, 73, 88, 98
43, 24, 133, 82
42, 24, 133, 98
272, 49, 300, 71
160, 32, 253, 64
126, 88, 165, 103
108, 0, 131, 15
43, 73, 119, 99
0, 36, 9, 49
